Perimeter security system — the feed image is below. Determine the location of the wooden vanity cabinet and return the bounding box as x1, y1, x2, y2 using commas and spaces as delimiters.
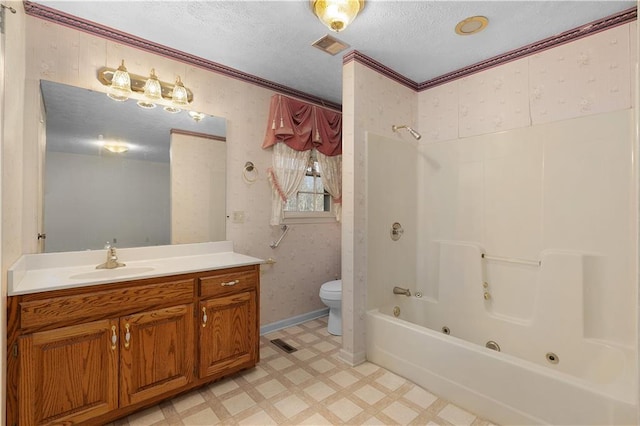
7, 264, 260, 426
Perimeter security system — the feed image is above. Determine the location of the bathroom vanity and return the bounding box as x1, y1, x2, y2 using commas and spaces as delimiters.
6, 242, 262, 425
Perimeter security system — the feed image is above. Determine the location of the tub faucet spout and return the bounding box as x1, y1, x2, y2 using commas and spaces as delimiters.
393, 286, 411, 297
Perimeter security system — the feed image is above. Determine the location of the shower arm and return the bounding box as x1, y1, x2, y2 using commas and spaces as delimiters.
391, 124, 422, 140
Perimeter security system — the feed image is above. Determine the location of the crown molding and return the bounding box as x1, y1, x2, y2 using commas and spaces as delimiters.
419, 6, 637, 90
344, 6, 637, 92
23, 1, 342, 111
343, 50, 418, 91
25, 1, 636, 103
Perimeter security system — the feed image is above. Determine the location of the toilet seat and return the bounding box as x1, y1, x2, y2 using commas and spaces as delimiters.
320, 280, 341, 301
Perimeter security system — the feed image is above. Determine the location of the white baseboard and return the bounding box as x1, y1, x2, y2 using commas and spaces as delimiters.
260, 308, 329, 335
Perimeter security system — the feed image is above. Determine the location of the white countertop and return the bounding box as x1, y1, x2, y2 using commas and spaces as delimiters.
8, 241, 264, 296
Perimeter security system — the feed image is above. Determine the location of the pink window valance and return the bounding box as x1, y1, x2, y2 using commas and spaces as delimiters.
262, 94, 342, 156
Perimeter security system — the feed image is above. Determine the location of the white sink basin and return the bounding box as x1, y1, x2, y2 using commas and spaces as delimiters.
69, 266, 156, 280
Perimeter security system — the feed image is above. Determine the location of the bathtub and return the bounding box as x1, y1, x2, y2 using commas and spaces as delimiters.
366, 298, 637, 425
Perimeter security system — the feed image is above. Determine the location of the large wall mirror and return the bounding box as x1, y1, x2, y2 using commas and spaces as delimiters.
41, 80, 227, 253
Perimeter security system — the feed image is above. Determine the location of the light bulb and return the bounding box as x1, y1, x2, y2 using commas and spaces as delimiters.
138, 68, 162, 109
164, 76, 189, 113
313, 0, 362, 32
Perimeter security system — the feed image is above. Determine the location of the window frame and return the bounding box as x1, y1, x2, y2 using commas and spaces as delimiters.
282, 150, 336, 224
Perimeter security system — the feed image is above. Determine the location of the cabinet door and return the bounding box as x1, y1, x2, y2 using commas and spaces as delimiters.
120, 304, 194, 406
199, 291, 257, 378
18, 319, 119, 425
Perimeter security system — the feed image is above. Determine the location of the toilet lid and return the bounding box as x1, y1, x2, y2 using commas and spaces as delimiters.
321, 279, 341, 293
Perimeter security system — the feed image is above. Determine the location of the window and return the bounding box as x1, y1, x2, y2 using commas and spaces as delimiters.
283, 150, 334, 223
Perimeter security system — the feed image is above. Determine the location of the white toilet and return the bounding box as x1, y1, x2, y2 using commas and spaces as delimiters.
319, 279, 342, 336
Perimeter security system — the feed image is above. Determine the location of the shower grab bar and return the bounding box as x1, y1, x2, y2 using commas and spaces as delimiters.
481, 253, 541, 267
269, 225, 289, 249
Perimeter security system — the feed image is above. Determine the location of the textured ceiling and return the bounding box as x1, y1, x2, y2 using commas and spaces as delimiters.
34, 1, 636, 105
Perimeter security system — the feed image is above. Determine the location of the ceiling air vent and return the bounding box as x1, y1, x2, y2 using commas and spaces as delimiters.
312, 34, 350, 56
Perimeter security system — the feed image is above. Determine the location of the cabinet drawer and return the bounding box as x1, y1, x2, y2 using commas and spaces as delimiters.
20, 279, 194, 331
199, 267, 257, 298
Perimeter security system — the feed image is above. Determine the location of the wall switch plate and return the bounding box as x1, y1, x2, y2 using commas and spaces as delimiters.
232, 211, 245, 223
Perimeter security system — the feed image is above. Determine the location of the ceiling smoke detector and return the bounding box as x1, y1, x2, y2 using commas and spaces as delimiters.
312, 34, 350, 56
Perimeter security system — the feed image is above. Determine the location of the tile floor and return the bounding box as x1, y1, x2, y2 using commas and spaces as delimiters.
110, 317, 496, 425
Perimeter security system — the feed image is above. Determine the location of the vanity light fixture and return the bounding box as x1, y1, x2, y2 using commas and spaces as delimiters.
137, 68, 162, 109
310, 0, 365, 32
98, 61, 194, 108
107, 60, 132, 101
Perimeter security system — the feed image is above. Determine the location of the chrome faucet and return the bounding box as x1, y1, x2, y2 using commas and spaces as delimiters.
393, 286, 411, 297
96, 243, 126, 269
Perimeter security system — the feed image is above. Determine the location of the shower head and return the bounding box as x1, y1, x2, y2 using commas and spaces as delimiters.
391, 124, 422, 140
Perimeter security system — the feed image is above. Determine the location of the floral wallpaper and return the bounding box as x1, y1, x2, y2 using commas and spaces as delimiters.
11, 16, 342, 331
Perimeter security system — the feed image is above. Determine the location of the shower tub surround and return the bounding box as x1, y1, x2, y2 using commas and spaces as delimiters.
365, 105, 637, 425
